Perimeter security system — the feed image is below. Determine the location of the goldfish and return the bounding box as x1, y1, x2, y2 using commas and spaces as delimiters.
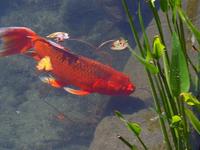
0, 27, 135, 96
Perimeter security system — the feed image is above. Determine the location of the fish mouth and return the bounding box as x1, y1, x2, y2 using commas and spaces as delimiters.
127, 83, 135, 91
122, 83, 135, 95
126, 83, 135, 95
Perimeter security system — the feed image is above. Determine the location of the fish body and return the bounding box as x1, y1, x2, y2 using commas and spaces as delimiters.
0, 27, 135, 96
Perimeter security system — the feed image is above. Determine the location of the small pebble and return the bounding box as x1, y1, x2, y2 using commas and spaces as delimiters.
16, 110, 20, 114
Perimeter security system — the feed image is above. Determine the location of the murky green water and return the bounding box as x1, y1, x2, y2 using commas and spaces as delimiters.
0, 1, 159, 150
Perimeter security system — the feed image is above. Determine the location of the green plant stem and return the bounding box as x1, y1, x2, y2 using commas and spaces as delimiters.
137, 4, 177, 146
121, 0, 144, 56
117, 135, 136, 150
137, 0, 150, 51
180, 98, 191, 149
122, 1, 172, 149
148, 73, 173, 150
154, 74, 171, 118
186, 52, 199, 76
157, 62, 178, 115
155, 73, 178, 149
138, 0, 173, 122
155, 63, 173, 116
176, 16, 191, 150
166, 12, 173, 34
196, 53, 200, 97
148, 1, 170, 64
176, 96, 181, 114
178, 17, 187, 53
136, 134, 148, 150
174, 97, 185, 150
156, 62, 175, 114
179, 16, 191, 150
149, 2, 173, 108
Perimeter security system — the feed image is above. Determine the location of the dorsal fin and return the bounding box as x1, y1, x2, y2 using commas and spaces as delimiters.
47, 40, 79, 64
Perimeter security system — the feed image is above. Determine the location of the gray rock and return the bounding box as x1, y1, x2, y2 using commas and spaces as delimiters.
89, 109, 167, 150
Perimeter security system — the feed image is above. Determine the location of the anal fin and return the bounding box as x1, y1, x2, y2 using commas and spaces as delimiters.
40, 76, 67, 88
63, 87, 90, 96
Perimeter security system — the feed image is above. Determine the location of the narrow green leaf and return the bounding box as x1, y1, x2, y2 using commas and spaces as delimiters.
138, 1, 152, 62
115, 111, 142, 136
115, 111, 126, 122
152, 36, 165, 59
178, 8, 200, 50
128, 45, 159, 74
172, 0, 181, 23
185, 108, 200, 134
117, 135, 138, 150
160, 0, 169, 12
127, 122, 142, 136
170, 32, 190, 96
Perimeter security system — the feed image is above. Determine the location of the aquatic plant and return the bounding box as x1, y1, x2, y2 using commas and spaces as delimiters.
115, 0, 200, 149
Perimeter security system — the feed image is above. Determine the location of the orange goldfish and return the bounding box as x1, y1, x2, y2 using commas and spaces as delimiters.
0, 27, 135, 96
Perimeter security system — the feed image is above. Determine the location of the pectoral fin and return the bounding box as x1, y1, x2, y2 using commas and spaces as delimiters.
37, 56, 53, 71
63, 87, 90, 96
39, 76, 67, 88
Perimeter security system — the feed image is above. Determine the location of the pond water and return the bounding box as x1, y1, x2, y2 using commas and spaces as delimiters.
0, 0, 156, 150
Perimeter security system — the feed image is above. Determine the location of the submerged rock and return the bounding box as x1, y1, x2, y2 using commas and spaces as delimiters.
89, 109, 167, 150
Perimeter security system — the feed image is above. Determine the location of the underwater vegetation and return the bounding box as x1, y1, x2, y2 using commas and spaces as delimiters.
113, 0, 200, 150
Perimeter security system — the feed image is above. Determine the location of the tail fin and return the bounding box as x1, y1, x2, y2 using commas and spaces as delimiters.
0, 27, 37, 56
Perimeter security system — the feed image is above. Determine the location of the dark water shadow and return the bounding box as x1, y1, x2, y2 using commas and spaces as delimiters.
102, 96, 147, 116
43, 95, 147, 149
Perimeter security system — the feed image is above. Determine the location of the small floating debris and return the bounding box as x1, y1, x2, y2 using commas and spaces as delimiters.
110, 38, 128, 51
150, 112, 165, 121
56, 113, 65, 121
46, 32, 69, 42
16, 110, 20, 114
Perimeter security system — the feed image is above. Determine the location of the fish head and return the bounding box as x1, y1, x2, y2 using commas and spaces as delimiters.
93, 75, 135, 95
119, 81, 135, 95
107, 77, 135, 95
93, 73, 135, 95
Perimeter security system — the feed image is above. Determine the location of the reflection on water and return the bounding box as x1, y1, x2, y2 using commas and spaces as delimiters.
0, 0, 154, 149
